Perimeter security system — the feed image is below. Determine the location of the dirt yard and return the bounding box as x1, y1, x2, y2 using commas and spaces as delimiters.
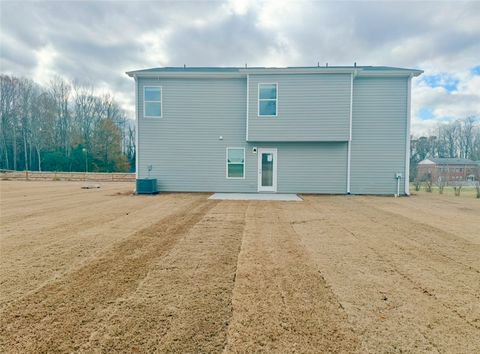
1, 181, 479, 353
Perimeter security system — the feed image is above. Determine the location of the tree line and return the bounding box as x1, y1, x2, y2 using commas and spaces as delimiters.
410, 117, 480, 180
0, 74, 135, 173
1, 74, 478, 178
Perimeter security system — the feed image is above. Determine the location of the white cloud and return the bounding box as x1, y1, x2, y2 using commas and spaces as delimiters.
1, 0, 479, 132
33, 44, 58, 85
411, 70, 480, 136
139, 29, 171, 68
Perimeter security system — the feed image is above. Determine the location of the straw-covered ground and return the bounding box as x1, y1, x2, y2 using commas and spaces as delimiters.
1, 181, 478, 353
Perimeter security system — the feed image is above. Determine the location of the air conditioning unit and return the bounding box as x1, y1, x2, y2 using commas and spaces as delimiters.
136, 178, 158, 194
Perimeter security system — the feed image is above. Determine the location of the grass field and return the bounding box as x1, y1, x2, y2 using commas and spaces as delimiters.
411, 182, 480, 198
1, 181, 479, 353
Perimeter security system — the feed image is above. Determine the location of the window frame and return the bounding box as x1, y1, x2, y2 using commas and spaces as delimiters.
226, 147, 245, 179
143, 86, 163, 118
257, 83, 278, 117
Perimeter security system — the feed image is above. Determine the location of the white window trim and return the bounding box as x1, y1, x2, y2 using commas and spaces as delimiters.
144, 86, 163, 118
257, 83, 278, 117
226, 147, 245, 179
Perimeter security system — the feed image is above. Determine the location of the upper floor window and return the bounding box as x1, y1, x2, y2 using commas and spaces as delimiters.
144, 86, 162, 118
258, 83, 277, 116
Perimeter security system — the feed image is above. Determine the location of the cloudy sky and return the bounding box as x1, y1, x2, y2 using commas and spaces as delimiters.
1, 0, 479, 135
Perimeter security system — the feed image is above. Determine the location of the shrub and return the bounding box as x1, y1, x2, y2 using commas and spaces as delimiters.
438, 184, 445, 194
414, 180, 421, 191
454, 186, 462, 197
424, 180, 433, 193
437, 177, 446, 194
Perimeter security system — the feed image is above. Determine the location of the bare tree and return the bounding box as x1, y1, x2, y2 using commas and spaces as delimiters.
0, 75, 15, 169
459, 117, 476, 158
1, 74, 134, 173
49, 77, 72, 156
72, 82, 100, 152
18, 78, 35, 171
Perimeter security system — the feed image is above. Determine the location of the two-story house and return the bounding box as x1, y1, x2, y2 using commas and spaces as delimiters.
126, 66, 422, 195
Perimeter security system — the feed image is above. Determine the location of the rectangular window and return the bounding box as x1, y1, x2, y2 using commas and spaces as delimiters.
258, 83, 277, 116
226, 148, 245, 179
144, 86, 162, 118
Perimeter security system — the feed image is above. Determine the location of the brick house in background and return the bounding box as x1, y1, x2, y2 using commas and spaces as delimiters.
417, 158, 479, 183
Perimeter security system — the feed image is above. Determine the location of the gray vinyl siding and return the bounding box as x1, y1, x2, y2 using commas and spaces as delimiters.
137, 77, 250, 192
350, 77, 408, 195
247, 74, 351, 142
137, 77, 347, 193
248, 142, 347, 194
269, 142, 347, 193
136, 74, 410, 194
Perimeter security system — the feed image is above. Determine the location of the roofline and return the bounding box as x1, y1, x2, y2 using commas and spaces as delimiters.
126, 72, 245, 79
432, 162, 478, 165
126, 67, 423, 78
238, 67, 358, 75
420, 158, 478, 165
356, 70, 423, 77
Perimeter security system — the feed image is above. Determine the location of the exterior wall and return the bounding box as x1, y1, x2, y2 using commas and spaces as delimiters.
136, 77, 347, 193
350, 77, 408, 195
259, 142, 347, 193
247, 74, 351, 142
137, 77, 249, 192
136, 74, 412, 194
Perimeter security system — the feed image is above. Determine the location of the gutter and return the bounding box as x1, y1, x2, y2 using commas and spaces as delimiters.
126, 68, 423, 79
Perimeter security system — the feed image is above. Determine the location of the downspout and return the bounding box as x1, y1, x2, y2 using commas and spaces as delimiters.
347, 71, 354, 194
396, 174, 401, 196
405, 74, 413, 195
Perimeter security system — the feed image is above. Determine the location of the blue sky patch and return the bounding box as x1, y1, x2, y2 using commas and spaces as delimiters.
471, 65, 480, 75
418, 107, 434, 120
421, 74, 459, 92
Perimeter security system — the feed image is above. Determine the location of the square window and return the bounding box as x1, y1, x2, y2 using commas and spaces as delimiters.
259, 100, 277, 116
259, 84, 277, 99
145, 87, 161, 101
145, 102, 161, 117
228, 164, 244, 178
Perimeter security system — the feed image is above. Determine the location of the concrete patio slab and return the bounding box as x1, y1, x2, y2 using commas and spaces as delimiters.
208, 193, 303, 201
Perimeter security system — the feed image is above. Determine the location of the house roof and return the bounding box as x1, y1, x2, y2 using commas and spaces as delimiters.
427, 158, 478, 165
126, 65, 423, 78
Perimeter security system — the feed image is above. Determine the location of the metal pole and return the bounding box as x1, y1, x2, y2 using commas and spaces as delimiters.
83, 148, 88, 182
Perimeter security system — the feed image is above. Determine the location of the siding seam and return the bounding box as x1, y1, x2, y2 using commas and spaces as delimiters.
246, 74, 249, 141
347, 73, 353, 193
134, 75, 139, 178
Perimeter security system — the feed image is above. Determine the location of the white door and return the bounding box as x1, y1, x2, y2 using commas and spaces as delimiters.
258, 148, 277, 192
